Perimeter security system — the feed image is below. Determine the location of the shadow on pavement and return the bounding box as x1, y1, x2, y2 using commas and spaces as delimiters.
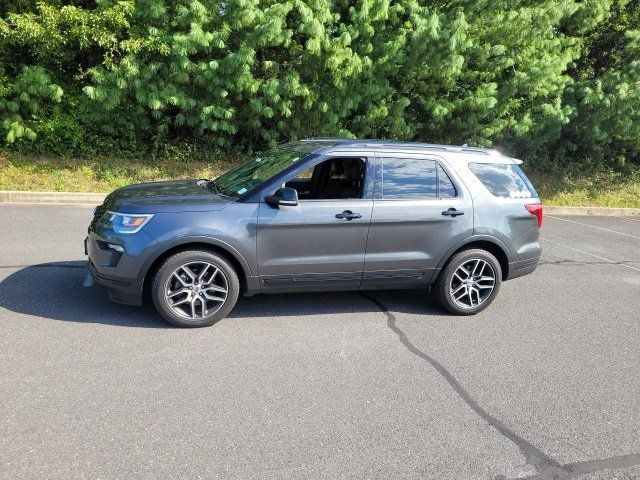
0, 261, 439, 328
0, 261, 167, 328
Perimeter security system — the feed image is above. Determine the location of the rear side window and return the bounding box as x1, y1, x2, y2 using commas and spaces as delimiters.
381, 159, 457, 199
469, 163, 537, 198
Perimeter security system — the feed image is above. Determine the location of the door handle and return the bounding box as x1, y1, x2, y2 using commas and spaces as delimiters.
442, 208, 464, 217
335, 210, 362, 221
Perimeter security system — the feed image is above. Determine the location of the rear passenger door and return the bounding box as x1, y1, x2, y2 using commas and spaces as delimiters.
362, 153, 474, 288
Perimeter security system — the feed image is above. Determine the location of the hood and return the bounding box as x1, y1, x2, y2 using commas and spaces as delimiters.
103, 179, 234, 213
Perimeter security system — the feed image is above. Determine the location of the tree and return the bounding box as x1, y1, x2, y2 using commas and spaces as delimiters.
0, 0, 638, 165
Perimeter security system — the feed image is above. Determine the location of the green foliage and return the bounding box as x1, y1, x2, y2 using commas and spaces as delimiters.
0, 0, 638, 165
562, 0, 640, 164
0, 65, 62, 143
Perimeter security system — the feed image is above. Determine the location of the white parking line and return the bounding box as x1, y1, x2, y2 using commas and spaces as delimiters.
541, 237, 640, 273
620, 216, 640, 223
546, 215, 640, 240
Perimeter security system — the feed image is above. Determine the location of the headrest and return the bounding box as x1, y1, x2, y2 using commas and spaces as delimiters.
342, 160, 362, 181
330, 161, 344, 176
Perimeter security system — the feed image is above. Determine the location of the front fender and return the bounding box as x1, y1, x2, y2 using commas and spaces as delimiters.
138, 236, 254, 283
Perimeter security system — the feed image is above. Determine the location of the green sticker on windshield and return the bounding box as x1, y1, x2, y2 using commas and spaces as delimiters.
237, 187, 248, 194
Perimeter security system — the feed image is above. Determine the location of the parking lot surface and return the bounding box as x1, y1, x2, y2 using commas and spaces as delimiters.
1, 205, 639, 479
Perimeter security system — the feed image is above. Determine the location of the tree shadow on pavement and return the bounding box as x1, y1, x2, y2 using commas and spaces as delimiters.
0, 261, 440, 328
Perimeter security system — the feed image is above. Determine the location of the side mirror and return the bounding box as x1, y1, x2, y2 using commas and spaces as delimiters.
265, 187, 298, 207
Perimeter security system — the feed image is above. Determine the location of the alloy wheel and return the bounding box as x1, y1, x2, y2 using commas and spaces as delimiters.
164, 261, 229, 319
449, 258, 496, 309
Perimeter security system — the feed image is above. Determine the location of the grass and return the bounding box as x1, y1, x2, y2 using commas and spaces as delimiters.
2, 152, 640, 208
526, 167, 640, 208
0, 152, 243, 193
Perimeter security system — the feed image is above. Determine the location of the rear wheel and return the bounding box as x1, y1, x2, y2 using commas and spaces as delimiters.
152, 249, 240, 327
434, 248, 502, 315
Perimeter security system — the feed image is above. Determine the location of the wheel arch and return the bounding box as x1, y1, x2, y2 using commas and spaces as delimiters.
435, 236, 511, 282
140, 238, 252, 298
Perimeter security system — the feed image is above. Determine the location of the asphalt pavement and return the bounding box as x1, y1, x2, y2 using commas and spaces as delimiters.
0, 204, 639, 479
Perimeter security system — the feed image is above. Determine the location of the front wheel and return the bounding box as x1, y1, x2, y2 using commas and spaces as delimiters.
152, 249, 240, 327
434, 249, 502, 315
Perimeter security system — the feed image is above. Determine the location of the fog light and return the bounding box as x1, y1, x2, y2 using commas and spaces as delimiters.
107, 243, 124, 253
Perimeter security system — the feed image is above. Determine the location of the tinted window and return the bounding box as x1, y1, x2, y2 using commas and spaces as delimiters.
437, 164, 457, 198
382, 159, 437, 198
469, 163, 538, 198
286, 158, 365, 200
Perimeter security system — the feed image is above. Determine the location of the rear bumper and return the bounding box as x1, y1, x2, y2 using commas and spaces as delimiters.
506, 255, 540, 280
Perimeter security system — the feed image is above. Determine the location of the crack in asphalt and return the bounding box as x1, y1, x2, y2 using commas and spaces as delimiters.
359, 292, 640, 480
519, 453, 640, 479
359, 292, 565, 476
541, 238, 640, 274
539, 259, 640, 267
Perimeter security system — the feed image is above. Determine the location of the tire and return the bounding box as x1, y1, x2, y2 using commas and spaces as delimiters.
152, 249, 240, 327
434, 248, 502, 315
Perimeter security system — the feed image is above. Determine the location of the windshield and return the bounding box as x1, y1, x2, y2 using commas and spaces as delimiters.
210, 141, 329, 198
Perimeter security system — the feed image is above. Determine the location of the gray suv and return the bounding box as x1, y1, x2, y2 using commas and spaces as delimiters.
86, 139, 542, 327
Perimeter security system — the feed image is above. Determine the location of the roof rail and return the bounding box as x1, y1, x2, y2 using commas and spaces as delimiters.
301, 137, 496, 156
361, 142, 447, 152
460, 148, 492, 155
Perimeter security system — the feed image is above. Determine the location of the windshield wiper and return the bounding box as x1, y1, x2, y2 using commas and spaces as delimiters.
205, 180, 238, 199
205, 179, 219, 194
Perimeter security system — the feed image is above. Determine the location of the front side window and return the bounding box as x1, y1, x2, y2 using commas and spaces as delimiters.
469, 162, 538, 198
210, 141, 328, 198
381, 158, 439, 198
285, 157, 366, 200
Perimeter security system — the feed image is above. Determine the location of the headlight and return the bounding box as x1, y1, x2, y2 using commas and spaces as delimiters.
104, 211, 154, 234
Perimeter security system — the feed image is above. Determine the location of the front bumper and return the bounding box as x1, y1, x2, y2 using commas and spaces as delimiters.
85, 231, 149, 306
87, 259, 144, 305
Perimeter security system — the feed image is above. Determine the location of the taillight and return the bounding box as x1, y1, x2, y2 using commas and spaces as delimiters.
525, 203, 543, 228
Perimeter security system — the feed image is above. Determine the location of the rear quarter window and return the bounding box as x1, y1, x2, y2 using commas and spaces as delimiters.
469, 163, 537, 198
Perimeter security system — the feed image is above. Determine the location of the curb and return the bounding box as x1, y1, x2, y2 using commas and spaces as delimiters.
0, 190, 106, 205
1, 190, 640, 216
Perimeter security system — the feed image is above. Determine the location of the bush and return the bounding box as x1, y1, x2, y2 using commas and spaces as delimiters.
0, 0, 638, 165
29, 114, 84, 157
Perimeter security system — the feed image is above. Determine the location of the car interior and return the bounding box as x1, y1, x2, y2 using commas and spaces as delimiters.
284, 157, 366, 200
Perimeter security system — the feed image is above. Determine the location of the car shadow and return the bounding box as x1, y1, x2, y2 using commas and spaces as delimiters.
0, 261, 440, 328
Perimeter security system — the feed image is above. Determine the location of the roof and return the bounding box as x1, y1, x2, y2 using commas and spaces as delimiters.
300, 137, 520, 163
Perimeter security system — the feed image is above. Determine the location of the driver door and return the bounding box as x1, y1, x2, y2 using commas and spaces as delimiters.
256, 156, 374, 292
